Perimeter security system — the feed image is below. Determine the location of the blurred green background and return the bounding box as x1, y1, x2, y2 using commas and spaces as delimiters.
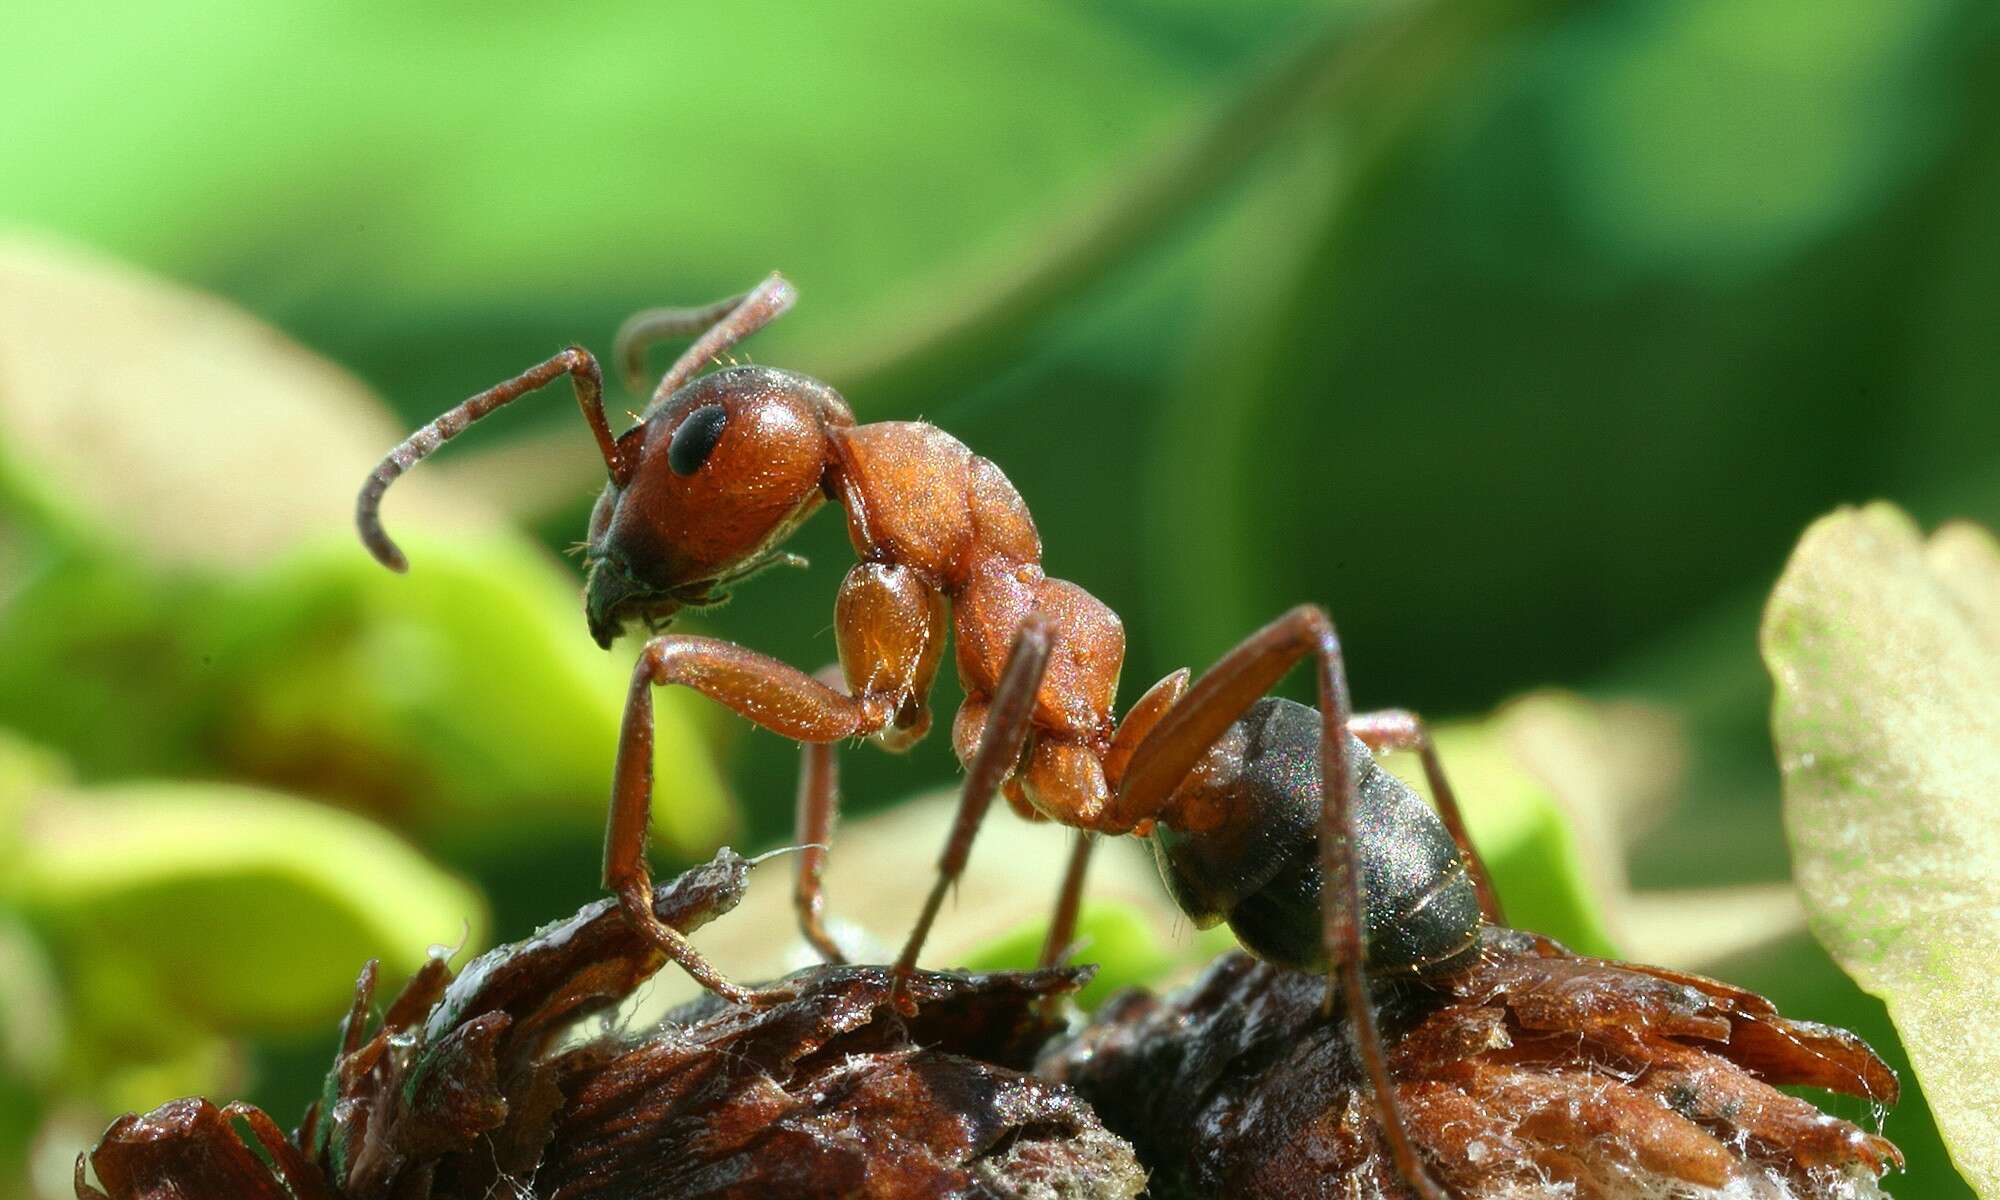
2, 1, 1996, 1196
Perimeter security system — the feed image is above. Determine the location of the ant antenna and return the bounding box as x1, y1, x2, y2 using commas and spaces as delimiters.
357, 347, 621, 572
613, 272, 798, 414
746, 843, 830, 868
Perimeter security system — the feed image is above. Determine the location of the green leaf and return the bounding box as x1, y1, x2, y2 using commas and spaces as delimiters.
1762, 502, 2000, 1196
0, 729, 65, 866
205, 534, 730, 855
0, 239, 729, 852
0, 552, 218, 784
957, 900, 1224, 1011
14, 781, 484, 1036
0, 915, 62, 1087
0, 236, 489, 569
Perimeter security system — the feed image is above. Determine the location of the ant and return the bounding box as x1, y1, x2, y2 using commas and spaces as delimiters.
358, 273, 1506, 1199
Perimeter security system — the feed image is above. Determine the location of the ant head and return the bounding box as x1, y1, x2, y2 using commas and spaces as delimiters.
582, 365, 850, 648
354, 273, 849, 650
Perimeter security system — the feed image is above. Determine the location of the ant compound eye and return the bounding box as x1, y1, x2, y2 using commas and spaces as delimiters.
668, 403, 729, 476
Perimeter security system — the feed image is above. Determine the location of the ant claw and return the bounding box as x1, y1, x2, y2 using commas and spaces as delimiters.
732, 984, 799, 1010
887, 972, 921, 1020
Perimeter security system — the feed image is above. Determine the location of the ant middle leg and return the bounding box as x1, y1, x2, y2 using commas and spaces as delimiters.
790, 663, 853, 965
607, 635, 894, 1006
1038, 833, 1096, 969
792, 740, 846, 964
1113, 605, 1451, 1200
893, 612, 1054, 982
1349, 708, 1503, 923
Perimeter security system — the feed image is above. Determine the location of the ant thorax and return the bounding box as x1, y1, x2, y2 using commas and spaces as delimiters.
828, 419, 1128, 827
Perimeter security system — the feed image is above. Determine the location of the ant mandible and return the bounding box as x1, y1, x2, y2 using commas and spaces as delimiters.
357, 273, 1505, 1199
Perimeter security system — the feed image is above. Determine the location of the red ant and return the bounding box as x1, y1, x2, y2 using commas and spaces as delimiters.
358, 273, 1505, 1199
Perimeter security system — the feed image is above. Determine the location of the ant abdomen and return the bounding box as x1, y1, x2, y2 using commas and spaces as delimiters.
1151, 698, 1482, 976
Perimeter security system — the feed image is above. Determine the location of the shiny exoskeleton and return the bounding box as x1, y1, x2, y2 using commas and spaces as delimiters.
1156, 699, 1481, 978
357, 274, 1503, 1200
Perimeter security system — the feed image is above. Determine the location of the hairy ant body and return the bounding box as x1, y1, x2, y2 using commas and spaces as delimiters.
359, 274, 1505, 1198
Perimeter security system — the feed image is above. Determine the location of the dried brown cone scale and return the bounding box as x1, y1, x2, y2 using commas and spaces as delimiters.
75, 851, 1144, 1200
73, 850, 1900, 1200
531, 968, 1138, 1199
1039, 929, 1901, 1200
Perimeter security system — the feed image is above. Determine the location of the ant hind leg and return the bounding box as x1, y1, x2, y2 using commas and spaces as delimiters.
1112, 605, 1451, 1200
1349, 708, 1503, 924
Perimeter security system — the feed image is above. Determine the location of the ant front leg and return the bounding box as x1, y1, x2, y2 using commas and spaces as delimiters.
608, 636, 893, 1006
1114, 606, 1451, 1200
893, 612, 1054, 986
1349, 709, 1503, 924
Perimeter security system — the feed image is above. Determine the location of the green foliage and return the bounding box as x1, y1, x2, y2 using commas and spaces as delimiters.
0, 730, 482, 1169
1765, 504, 2000, 1196
0, 240, 728, 857
206, 535, 727, 853
959, 901, 1227, 1012
1554, 0, 1959, 271
0, 2, 1239, 399
15, 783, 482, 1033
